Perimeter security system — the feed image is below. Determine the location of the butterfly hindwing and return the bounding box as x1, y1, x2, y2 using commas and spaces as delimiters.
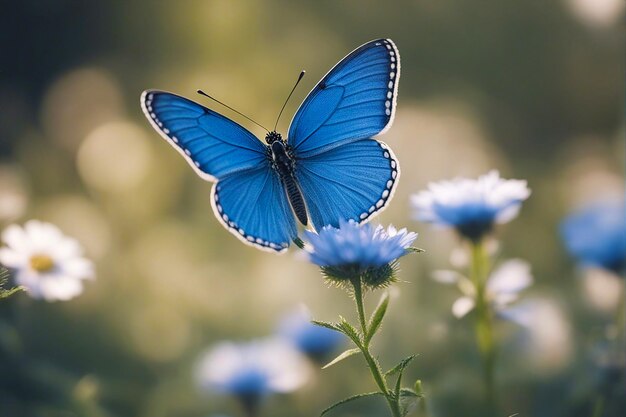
211, 166, 297, 252
288, 39, 399, 158
141, 90, 267, 180
296, 139, 399, 231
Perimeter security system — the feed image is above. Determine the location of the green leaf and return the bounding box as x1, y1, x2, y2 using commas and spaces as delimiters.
385, 355, 418, 377
311, 320, 341, 332
399, 388, 421, 398
394, 367, 403, 404
400, 384, 425, 417
399, 388, 423, 417
337, 317, 362, 346
0, 266, 23, 300
365, 292, 389, 344
320, 392, 383, 416
406, 247, 425, 253
321, 348, 360, 370
389, 356, 418, 409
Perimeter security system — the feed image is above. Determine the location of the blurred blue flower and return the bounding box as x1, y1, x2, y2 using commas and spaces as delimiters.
411, 170, 531, 241
304, 220, 417, 287
560, 200, 626, 274
277, 307, 344, 361
195, 338, 310, 409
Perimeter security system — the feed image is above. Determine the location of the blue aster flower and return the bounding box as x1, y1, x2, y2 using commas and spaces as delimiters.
304, 220, 417, 288
560, 200, 626, 274
411, 170, 531, 241
277, 307, 344, 361
195, 338, 310, 411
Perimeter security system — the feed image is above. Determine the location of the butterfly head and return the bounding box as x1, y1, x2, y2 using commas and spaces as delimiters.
265, 131, 283, 144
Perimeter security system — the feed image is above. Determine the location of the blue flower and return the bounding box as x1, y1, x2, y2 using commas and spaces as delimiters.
304, 220, 417, 287
277, 307, 344, 361
195, 338, 310, 408
560, 200, 626, 274
411, 170, 531, 241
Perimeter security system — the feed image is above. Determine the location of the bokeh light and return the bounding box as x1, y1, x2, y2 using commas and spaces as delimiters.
0, 1, 623, 416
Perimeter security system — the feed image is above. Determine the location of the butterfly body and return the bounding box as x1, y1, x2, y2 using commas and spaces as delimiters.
266, 132, 308, 226
141, 39, 401, 252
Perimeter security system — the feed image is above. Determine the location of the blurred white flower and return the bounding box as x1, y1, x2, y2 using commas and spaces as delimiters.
500, 298, 573, 372
434, 259, 533, 318
564, 0, 625, 28
195, 338, 311, 400
581, 268, 624, 313
0, 220, 94, 301
411, 170, 530, 241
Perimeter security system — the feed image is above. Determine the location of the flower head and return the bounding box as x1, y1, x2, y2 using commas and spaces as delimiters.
498, 298, 572, 372
277, 306, 344, 361
411, 170, 531, 241
195, 338, 310, 410
0, 220, 94, 301
560, 200, 626, 274
434, 259, 533, 319
304, 220, 417, 288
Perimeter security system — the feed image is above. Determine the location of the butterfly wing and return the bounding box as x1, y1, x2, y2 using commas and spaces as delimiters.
141, 90, 268, 179
212, 166, 297, 252
288, 39, 401, 229
296, 139, 399, 231
141, 90, 295, 252
287, 39, 399, 158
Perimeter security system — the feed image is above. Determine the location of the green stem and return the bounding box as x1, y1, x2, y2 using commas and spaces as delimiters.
353, 277, 369, 337
470, 240, 497, 414
590, 284, 626, 417
614, 286, 625, 371
351, 277, 402, 417
590, 394, 605, 417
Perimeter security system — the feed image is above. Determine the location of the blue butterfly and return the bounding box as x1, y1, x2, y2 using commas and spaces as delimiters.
141, 39, 400, 252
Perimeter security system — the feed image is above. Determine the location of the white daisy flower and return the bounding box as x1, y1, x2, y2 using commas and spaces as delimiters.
433, 259, 533, 319
195, 338, 311, 401
0, 220, 94, 301
411, 170, 531, 241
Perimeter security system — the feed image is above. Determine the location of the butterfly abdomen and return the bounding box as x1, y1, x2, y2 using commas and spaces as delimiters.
269, 139, 308, 226
283, 174, 308, 226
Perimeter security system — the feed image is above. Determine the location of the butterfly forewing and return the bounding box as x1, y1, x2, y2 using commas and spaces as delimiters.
288, 39, 400, 157
141, 91, 267, 179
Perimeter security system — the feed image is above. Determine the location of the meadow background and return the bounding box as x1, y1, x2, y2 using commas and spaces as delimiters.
0, 1, 624, 416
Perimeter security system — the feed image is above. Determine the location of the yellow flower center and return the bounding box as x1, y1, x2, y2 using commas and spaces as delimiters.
30, 254, 55, 273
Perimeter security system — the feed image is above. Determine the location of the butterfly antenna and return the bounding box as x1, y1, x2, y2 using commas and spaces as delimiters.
197, 90, 269, 132
274, 70, 306, 131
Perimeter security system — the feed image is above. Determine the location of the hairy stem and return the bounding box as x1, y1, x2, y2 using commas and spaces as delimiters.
351, 277, 402, 417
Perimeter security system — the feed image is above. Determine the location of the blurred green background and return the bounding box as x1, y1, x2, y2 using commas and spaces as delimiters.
0, 1, 624, 416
